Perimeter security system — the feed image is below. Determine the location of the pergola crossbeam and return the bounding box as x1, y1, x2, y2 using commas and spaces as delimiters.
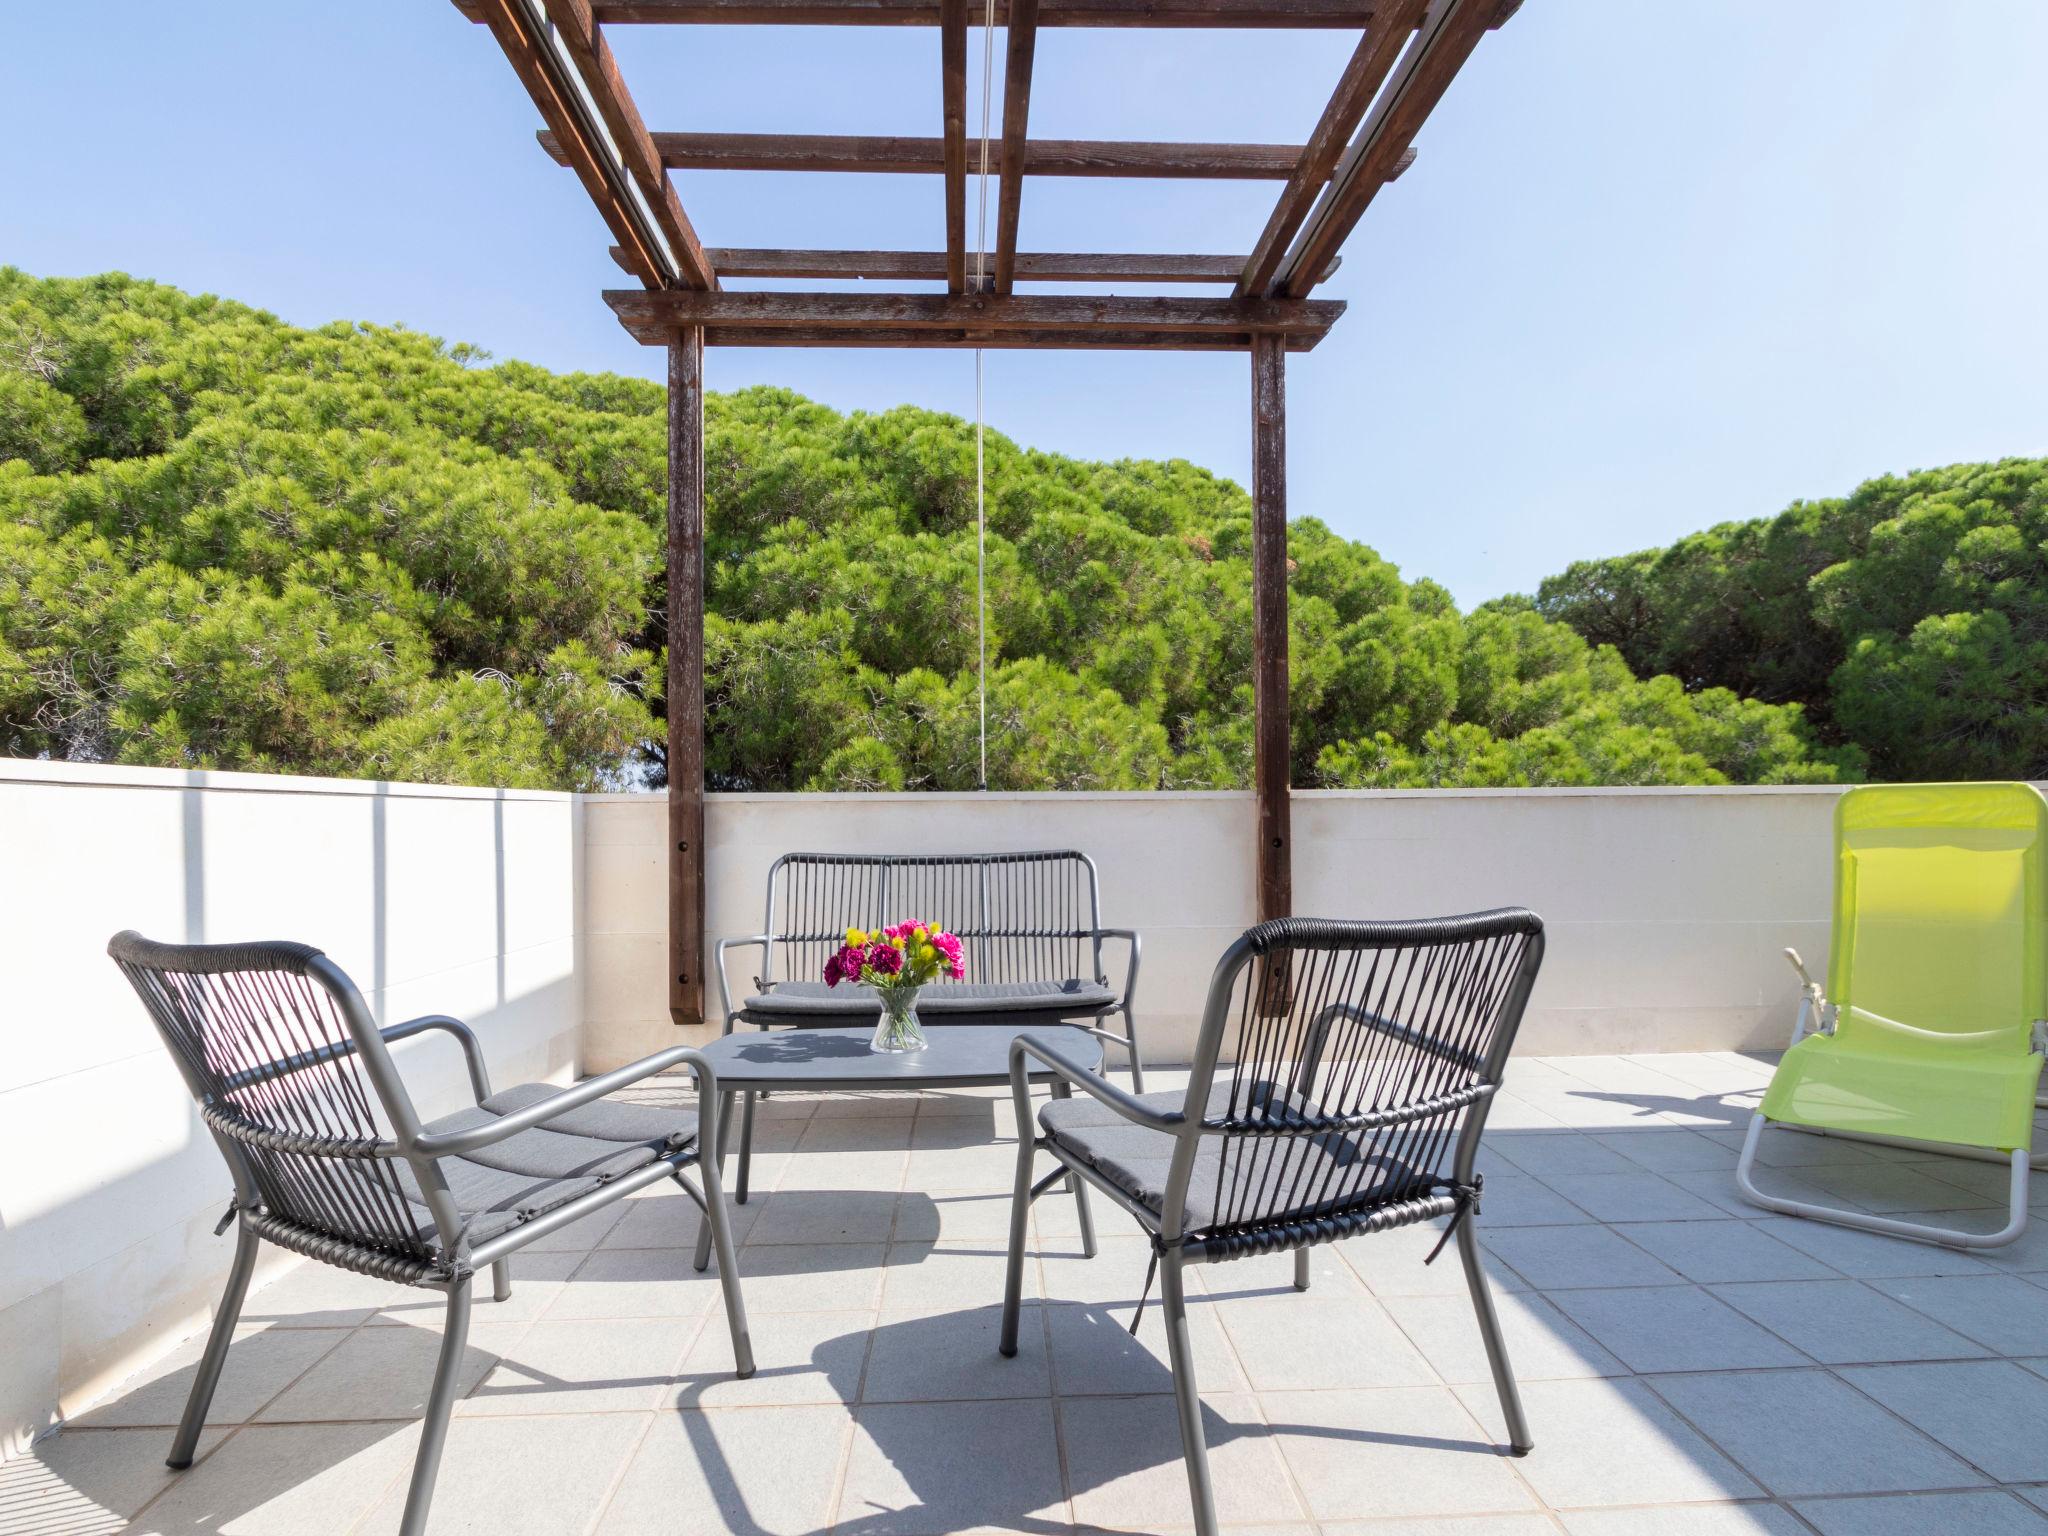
464, 0, 1386, 26
940, 0, 969, 292
652, 247, 1334, 282
991, 0, 1041, 293
605, 288, 1344, 347
541, 130, 1320, 180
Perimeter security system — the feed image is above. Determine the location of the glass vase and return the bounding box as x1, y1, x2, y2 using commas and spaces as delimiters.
870, 984, 927, 1053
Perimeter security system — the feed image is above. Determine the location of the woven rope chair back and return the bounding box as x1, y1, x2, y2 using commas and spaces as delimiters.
1177, 909, 1544, 1242
765, 851, 1101, 986
108, 932, 436, 1266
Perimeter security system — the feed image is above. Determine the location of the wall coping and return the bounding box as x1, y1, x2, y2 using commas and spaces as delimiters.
0, 757, 575, 805
585, 784, 1856, 806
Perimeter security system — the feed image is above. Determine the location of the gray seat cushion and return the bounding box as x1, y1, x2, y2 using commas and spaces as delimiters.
383, 1084, 698, 1247
741, 978, 1115, 1026
1039, 1083, 1430, 1234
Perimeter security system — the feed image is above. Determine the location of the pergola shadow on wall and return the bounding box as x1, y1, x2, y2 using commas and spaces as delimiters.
454, 0, 1519, 1024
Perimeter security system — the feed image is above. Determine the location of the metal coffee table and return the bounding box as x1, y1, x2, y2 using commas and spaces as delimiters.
687, 1023, 1103, 1269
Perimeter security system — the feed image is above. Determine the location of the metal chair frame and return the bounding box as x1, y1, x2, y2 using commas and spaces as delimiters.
996, 910, 1545, 1536
109, 932, 753, 1536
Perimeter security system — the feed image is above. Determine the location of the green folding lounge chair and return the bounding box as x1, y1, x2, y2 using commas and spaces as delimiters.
1737, 782, 2048, 1248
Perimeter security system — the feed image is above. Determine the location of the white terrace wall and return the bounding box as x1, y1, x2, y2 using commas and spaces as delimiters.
581, 785, 1843, 1072
0, 760, 582, 1460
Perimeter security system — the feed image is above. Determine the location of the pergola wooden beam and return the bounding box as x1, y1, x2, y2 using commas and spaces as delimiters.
605, 288, 1344, 347
545, 0, 718, 287
475, 0, 667, 285
642, 246, 1338, 282
1274, 0, 1500, 296
542, 130, 1314, 179
1238, 0, 1422, 296
940, 0, 969, 293
991, 0, 1041, 294
462, 0, 1385, 26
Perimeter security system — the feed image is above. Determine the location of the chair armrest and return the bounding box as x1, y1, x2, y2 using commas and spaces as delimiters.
715, 933, 777, 1033
1009, 1030, 1181, 1133
221, 1014, 492, 1098
383, 1015, 493, 1102
411, 1046, 719, 1157
1091, 928, 1141, 1009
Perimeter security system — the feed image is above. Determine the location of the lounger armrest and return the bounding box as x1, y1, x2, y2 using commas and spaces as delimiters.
715, 933, 777, 1033
411, 1046, 721, 1157
1009, 1031, 1181, 1132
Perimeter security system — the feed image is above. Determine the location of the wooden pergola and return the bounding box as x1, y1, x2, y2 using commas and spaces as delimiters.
456, 0, 1517, 1025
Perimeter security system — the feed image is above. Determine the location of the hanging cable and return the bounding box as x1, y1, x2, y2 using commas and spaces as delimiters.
972, 0, 996, 791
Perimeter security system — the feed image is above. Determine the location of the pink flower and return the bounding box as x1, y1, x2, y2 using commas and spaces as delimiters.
932, 932, 964, 976
867, 942, 903, 976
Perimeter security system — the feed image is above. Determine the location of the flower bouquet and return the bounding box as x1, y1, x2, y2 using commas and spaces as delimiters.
824, 921, 965, 1053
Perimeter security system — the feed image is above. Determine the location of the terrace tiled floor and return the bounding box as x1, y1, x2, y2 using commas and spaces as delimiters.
13, 1050, 2048, 1535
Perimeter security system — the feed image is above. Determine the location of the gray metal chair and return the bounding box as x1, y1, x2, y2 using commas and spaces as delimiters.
108, 931, 753, 1536
998, 909, 1545, 1536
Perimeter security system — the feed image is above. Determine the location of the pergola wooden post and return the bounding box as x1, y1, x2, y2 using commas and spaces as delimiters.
461, 0, 1514, 1023
1250, 333, 1290, 926
666, 326, 707, 1024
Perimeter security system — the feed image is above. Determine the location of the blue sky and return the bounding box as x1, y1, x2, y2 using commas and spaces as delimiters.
5, 1, 2044, 607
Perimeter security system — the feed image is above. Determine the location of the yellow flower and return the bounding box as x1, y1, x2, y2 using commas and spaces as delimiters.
845, 928, 866, 947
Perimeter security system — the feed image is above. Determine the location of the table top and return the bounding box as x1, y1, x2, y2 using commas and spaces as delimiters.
695, 1023, 1104, 1091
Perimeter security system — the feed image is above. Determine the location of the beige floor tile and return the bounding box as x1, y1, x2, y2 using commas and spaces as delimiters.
1044, 1297, 1250, 1397
837, 1399, 1067, 1534
1480, 1225, 1687, 1290
1323, 1518, 1561, 1536
516, 1202, 627, 1253
461, 1316, 702, 1416
595, 1404, 853, 1534
1648, 1369, 1986, 1497
1791, 1489, 2048, 1535
1865, 1273, 2048, 1356
125, 1421, 416, 1535
1750, 1216, 1995, 1279
791, 1149, 911, 1194
1337, 1222, 1529, 1298
1379, 1289, 1626, 1385
1212, 1289, 1438, 1392
1838, 1360, 2048, 1483
1061, 1392, 1304, 1530
545, 1247, 722, 1321
1558, 1502, 1807, 1534
1617, 1221, 1839, 1285
74, 1323, 348, 1429
798, 1115, 916, 1153
732, 1242, 891, 1313
894, 1188, 1029, 1243
881, 1241, 1039, 1317
745, 1188, 900, 1245
1040, 1238, 1188, 1306
352, 1412, 650, 1535
1264, 1385, 1539, 1521
1472, 1377, 1760, 1508
259, 1319, 527, 1423
1709, 1280, 1988, 1365
670, 1307, 874, 1408
1547, 1286, 1806, 1374
0, 1426, 226, 1536
864, 1305, 1051, 1402
241, 1262, 419, 1329
599, 1187, 764, 1250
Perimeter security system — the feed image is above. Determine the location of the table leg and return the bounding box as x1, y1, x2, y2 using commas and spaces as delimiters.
1050, 1079, 1099, 1258
737, 1090, 757, 1205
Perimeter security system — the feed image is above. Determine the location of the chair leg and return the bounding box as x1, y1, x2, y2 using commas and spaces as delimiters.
1123, 1010, 1146, 1094
693, 1148, 757, 1379
1159, 1250, 1219, 1536
693, 1089, 737, 1274
1293, 1247, 1311, 1292
491, 1260, 511, 1304
1458, 1216, 1531, 1455
1050, 1080, 1099, 1258
999, 1131, 1036, 1358
398, 1277, 472, 1536
167, 1223, 260, 1470
736, 1090, 757, 1205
